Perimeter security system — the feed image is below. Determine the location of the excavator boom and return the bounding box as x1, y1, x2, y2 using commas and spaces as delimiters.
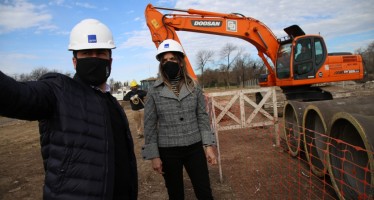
145, 4, 280, 79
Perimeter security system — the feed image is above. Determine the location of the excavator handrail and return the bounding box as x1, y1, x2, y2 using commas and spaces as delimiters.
154, 6, 248, 19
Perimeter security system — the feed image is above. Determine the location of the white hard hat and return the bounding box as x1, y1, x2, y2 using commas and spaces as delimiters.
68, 19, 116, 51
156, 39, 184, 61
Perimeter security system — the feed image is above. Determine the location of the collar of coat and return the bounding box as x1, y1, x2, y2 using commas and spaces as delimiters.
153, 78, 196, 101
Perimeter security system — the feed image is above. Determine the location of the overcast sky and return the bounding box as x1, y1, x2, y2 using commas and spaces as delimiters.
1, 0, 373, 83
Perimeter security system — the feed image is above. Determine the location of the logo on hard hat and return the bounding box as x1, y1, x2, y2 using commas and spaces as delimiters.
164, 44, 170, 48
88, 35, 97, 43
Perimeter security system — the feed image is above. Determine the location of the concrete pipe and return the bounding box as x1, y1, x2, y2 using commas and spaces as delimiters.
283, 100, 310, 157
303, 104, 331, 177
327, 113, 374, 200
303, 96, 374, 177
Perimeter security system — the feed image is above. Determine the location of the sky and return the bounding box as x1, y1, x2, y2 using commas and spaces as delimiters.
1, 0, 374, 84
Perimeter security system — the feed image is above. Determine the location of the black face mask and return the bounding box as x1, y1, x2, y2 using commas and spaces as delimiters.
76, 57, 111, 86
162, 61, 180, 80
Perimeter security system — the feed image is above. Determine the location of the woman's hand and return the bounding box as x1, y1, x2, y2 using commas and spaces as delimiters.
205, 146, 218, 165
151, 157, 164, 174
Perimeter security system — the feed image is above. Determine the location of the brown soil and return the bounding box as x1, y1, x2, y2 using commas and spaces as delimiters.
0, 104, 328, 200
1, 83, 372, 200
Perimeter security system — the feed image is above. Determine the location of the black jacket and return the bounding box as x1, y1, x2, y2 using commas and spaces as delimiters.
0, 72, 138, 200
123, 89, 147, 111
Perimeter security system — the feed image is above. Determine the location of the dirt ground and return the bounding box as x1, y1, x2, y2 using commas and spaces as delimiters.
0, 83, 373, 200
0, 103, 328, 200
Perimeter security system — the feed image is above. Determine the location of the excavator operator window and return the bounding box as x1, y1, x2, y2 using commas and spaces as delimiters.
295, 39, 312, 61
294, 39, 314, 80
314, 38, 325, 65
276, 43, 292, 79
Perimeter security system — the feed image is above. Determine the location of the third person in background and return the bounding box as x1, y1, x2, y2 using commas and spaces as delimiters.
142, 39, 217, 200
123, 80, 147, 138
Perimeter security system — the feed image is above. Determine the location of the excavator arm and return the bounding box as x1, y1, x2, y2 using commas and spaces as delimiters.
145, 4, 280, 81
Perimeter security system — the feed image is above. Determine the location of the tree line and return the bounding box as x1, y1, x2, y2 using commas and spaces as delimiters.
196, 41, 374, 88
355, 41, 374, 81
8, 41, 374, 91
9, 67, 127, 93
195, 42, 266, 88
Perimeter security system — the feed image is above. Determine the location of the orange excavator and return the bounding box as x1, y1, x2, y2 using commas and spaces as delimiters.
144, 4, 364, 101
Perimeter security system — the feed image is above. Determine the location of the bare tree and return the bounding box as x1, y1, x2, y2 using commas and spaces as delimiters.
219, 43, 243, 87
232, 57, 245, 87
30, 67, 50, 81
109, 78, 115, 93
65, 71, 74, 78
355, 41, 374, 81
17, 73, 30, 82
202, 68, 216, 88
231, 53, 255, 87
195, 49, 214, 88
113, 81, 122, 92
253, 59, 266, 79
13, 67, 55, 81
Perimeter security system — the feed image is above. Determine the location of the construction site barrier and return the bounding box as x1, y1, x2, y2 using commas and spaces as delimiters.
205, 88, 373, 199
206, 87, 279, 182
284, 95, 374, 199
303, 97, 374, 178
328, 112, 374, 200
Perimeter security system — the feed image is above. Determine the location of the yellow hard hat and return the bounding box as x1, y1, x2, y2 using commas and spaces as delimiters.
130, 80, 138, 87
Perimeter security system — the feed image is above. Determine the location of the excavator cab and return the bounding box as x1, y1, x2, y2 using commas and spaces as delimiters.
275, 35, 327, 82
274, 36, 332, 100
265, 29, 363, 101
293, 37, 327, 80
273, 35, 325, 78
260, 26, 332, 96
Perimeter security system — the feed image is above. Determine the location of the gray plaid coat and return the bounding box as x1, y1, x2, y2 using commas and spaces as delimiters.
141, 79, 216, 160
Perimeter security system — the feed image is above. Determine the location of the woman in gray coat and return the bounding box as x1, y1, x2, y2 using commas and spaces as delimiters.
142, 39, 217, 200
